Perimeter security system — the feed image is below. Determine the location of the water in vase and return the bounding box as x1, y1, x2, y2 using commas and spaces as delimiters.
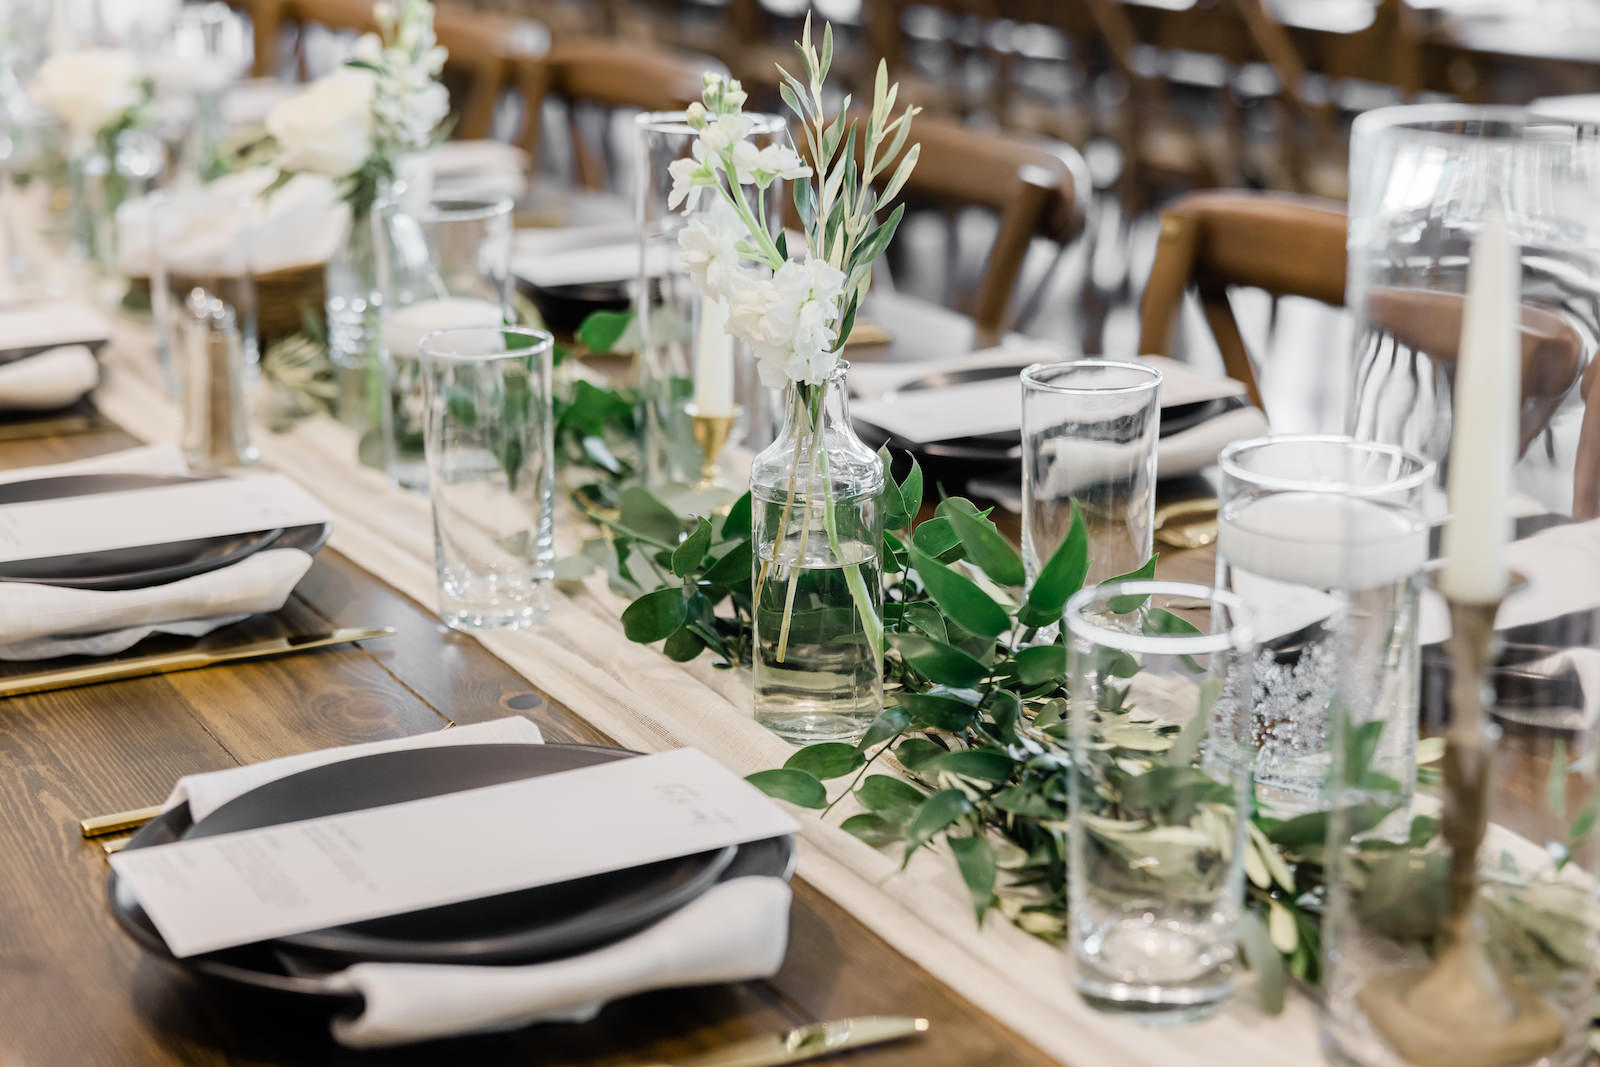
753, 506, 882, 744
1215, 491, 1427, 815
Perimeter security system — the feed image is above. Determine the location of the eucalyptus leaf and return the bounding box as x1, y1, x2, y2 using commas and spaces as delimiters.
786, 742, 866, 780
899, 692, 979, 732
908, 545, 1010, 638
949, 834, 996, 922
621, 587, 687, 643
859, 774, 927, 822
898, 457, 924, 518
671, 517, 713, 577
925, 748, 1014, 783
747, 768, 827, 809
841, 812, 904, 846
1237, 910, 1287, 1014
1105, 556, 1159, 612
895, 737, 945, 771
890, 633, 989, 688
1014, 644, 1066, 687
1019, 499, 1088, 627
701, 539, 753, 586
575, 309, 633, 353
858, 705, 912, 750
938, 498, 1025, 587
616, 486, 685, 546
910, 516, 961, 558
904, 788, 972, 860
662, 625, 704, 661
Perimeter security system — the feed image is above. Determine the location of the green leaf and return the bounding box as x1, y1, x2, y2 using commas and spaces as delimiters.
898, 456, 924, 518
746, 768, 827, 809
925, 749, 1014, 783
661, 625, 704, 661
1014, 644, 1066, 687
909, 516, 961, 558
1237, 910, 1287, 1015
857, 705, 912, 750
992, 785, 1060, 818
877, 446, 910, 529
895, 737, 945, 771
785, 742, 865, 780
551, 554, 597, 582
908, 545, 1009, 638
575, 309, 633, 353
904, 788, 972, 859
848, 202, 904, 275
858, 774, 927, 822
899, 693, 979, 732
1018, 498, 1088, 627
1344, 719, 1387, 786
949, 835, 997, 922
889, 633, 988, 688
616, 486, 684, 546
841, 812, 904, 846
444, 386, 478, 428
700, 538, 753, 586
620, 587, 687, 643
1144, 607, 1203, 637
1105, 555, 1159, 613
721, 492, 752, 540
671, 517, 713, 577
938, 498, 1025, 587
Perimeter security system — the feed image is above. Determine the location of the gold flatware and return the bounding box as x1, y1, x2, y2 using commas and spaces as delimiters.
81, 805, 165, 839
0, 626, 394, 699
100, 836, 130, 855
1154, 497, 1219, 550
654, 1016, 929, 1067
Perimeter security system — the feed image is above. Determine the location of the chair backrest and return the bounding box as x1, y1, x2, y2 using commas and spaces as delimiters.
512, 38, 711, 189
1138, 189, 1346, 408
799, 111, 1087, 335
1138, 189, 1600, 517
252, 0, 546, 139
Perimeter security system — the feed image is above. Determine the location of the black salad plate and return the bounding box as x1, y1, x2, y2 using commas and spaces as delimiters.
0, 473, 329, 589
109, 743, 797, 993
517, 279, 631, 337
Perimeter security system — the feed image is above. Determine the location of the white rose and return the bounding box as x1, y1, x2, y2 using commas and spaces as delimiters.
32, 49, 144, 143
266, 68, 375, 177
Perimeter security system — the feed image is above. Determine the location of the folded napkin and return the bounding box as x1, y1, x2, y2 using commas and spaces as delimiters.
165, 716, 545, 821
511, 225, 677, 288
325, 876, 793, 1048
1420, 516, 1600, 644
429, 140, 530, 201
0, 547, 313, 660
0, 345, 99, 412
117, 168, 345, 277
0, 300, 113, 359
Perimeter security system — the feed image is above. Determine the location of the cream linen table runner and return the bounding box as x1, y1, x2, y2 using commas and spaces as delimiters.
81, 313, 1321, 1065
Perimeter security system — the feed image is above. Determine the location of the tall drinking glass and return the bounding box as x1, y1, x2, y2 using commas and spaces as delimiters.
634, 111, 786, 487
380, 195, 512, 490
419, 326, 554, 632
1065, 580, 1255, 1023
1214, 435, 1432, 816
1346, 106, 1600, 520
1022, 361, 1161, 594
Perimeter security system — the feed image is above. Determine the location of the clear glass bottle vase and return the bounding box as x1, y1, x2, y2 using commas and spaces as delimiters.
325, 181, 412, 433
750, 362, 885, 743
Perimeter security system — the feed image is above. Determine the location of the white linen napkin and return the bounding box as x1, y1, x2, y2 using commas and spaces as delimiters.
0, 300, 113, 358
0, 547, 314, 659
1420, 517, 1600, 643
511, 225, 677, 288
429, 140, 530, 201
324, 876, 793, 1048
164, 716, 546, 820
0, 345, 99, 411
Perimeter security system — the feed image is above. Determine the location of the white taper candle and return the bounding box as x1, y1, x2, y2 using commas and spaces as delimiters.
1438, 209, 1520, 603
692, 295, 736, 417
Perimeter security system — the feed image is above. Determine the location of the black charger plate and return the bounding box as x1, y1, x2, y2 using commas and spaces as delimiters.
0, 473, 330, 589
109, 743, 796, 989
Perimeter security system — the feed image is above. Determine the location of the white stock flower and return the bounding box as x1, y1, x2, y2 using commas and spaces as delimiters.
700, 113, 750, 154
267, 68, 375, 177
32, 49, 144, 142
756, 145, 810, 183
678, 202, 746, 300
730, 255, 846, 388
668, 153, 713, 211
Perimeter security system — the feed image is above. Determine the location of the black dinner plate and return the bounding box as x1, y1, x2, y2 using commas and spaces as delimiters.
517, 279, 631, 337
0, 473, 330, 589
108, 743, 796, 985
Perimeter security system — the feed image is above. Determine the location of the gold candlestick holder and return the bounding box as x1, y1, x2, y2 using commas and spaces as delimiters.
687, 403, 740, 491
1357, 582, 1562, 1067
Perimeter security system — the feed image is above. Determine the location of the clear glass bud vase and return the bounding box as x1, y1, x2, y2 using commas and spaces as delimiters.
750, 362, 885, 743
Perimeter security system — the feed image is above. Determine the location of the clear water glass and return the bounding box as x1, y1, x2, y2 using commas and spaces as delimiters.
1022, 361, 1161, 594
1066, 579, 1255, 1024
1215, 435, 1432, 816
420, 326, 554, 632
379, 195, 512, 490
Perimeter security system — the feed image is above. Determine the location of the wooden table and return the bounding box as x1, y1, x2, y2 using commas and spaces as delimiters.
0, 424, 1078, 1067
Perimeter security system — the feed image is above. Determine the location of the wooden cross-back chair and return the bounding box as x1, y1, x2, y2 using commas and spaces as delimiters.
1139, 190, 1600, 517
512, 38, 711, 191
248, 0, 547, 140
798, 111, 1088, 337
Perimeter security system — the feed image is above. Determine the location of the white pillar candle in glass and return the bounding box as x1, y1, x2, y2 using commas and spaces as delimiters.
382, 297, 506, 359
1438, 211, 1520, 603
692, 295, 735, 417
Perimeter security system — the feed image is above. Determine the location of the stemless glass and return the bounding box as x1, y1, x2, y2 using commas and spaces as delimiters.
1215, 435, 1433, 816
419, 326, 554, 632
379, 195, 512, 490
1066, 580, 1255, 1023
1346, 106, 1600, 520
1022, 361, 1161, 595
634, 111, 786, 487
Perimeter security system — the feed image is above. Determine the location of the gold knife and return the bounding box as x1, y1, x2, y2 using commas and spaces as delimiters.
0, 627, 394, 699
656, 1016, 929, 1067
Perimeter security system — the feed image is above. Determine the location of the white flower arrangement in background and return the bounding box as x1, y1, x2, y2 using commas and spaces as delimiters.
670, 17, 919, 390
32, 48, 152, 153
264, 0, 448, 213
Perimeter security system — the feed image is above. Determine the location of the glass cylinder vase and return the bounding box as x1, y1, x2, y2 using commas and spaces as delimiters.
634, 110, 786, 488
1346, 105, 1600, 521
67, 127, 161, 276
751, 361, 885, 744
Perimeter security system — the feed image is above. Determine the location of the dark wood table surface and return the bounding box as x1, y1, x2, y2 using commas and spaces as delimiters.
0, 423, 1081, 1067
